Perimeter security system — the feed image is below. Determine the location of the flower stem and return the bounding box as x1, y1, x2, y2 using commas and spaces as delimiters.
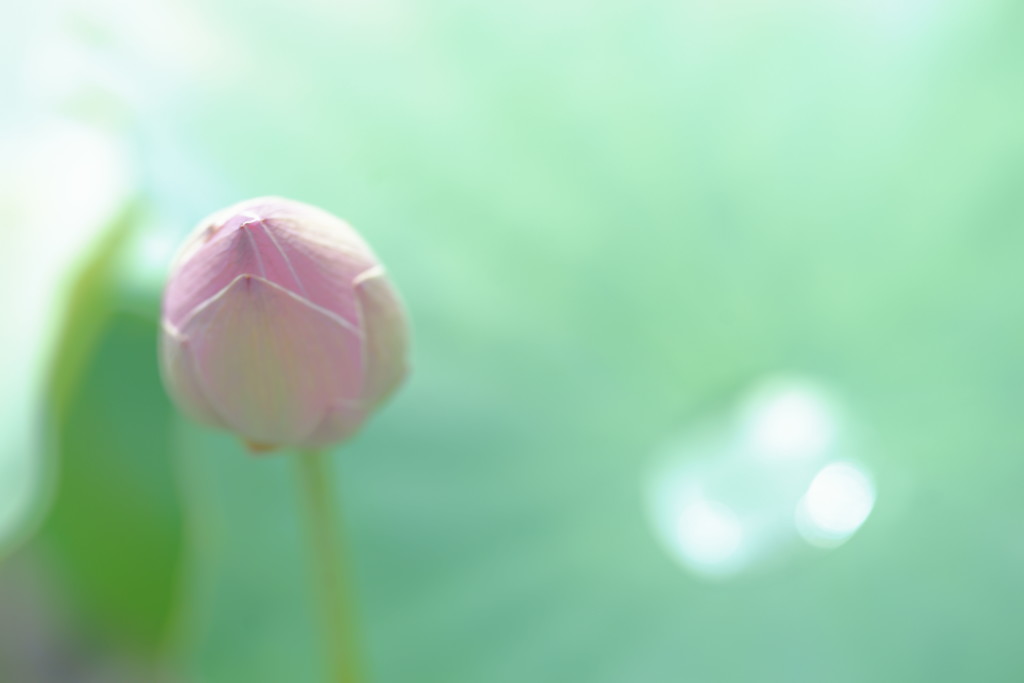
296, 449, 362, 683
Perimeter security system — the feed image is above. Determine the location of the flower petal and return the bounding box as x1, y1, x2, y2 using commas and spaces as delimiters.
159, 323, 226, 428
301, 401, 368, 449
355, 266, 410, 408
180, 274, 366, 448
163, 198, 373, 332
256, 203, 374, 323
162, 215, 270, 329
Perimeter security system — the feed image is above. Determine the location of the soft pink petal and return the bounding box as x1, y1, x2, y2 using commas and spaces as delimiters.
159, 323, 225, 428
163, 213, 269, 329
301, 401, 369, 449
179, 274, 366, 448
256, 205, 375, 322
354, 267, 411, 408
300, 268, 408, 447
163, 197, 374, 332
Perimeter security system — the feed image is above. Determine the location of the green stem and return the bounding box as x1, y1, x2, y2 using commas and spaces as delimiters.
296, 449, 362, 683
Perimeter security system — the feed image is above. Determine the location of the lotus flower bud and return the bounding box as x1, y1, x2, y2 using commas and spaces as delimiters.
160, 197, 409, 452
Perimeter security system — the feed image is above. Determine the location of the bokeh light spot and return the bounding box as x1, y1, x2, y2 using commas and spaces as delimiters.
648, 375, 876, 579
673, 496, 745, 577
795, 462, 875, 548
740, 377, 839, 462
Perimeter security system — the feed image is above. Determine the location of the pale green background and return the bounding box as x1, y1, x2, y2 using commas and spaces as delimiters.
1, 0, 1023, 681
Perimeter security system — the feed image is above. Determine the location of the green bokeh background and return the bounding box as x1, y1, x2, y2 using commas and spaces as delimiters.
2, 0, 1024, 681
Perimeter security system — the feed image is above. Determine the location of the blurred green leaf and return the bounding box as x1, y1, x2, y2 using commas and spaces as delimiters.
1, 196, 189, 662
35, 294, 184, 657
48, 204, 140, 423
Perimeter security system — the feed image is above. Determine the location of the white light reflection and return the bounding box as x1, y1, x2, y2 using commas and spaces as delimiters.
674, 496, 745, 576
646, 375, 877, 580
0, 120, 131, 550
796, 462, 875, 548
740, 377, 840, 462
647, 448, 756, 580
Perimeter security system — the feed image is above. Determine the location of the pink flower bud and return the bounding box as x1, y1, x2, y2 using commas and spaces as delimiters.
160, 197, 409, 452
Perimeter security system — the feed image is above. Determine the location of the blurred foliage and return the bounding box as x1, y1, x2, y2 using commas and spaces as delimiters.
48, 205, 140, 422
41, 305, 183, 654
4, 0, 1024, 681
